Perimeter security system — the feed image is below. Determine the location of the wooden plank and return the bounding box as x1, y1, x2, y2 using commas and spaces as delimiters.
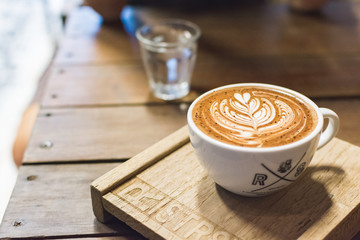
25, 98, 359, 164
187, 2, 360, 96
59, 2, 360, 65
42, 62, 359, 108
41, 65, 199, 107
52, 3, 360, 101
189, 1, 360, 56
191, 55, 360, 98
92, 127, 360, 240
23, 105, 187, 163
0, 163, 144, 239
91, 126, 189, 223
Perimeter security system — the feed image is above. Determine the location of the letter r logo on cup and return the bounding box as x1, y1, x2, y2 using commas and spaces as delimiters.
187, 83, 339, 196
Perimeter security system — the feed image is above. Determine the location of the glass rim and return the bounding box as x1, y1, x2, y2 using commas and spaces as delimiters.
135, 19, 201, 48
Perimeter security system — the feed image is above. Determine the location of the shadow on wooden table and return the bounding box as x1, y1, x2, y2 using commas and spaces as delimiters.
197, 165, 345, 239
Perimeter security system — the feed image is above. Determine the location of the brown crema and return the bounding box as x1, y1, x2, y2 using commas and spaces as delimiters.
192, 86, 318, 148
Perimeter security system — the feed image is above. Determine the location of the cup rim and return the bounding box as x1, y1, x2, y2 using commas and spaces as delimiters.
187, 83, 324, 152
135, 19, 201, 48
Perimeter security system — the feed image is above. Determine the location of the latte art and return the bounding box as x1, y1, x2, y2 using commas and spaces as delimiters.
193, 86, 318, 147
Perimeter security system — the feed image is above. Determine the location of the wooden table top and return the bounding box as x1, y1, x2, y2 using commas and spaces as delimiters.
1, 1, 360, 239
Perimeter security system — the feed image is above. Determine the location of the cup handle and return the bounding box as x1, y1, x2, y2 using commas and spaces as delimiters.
317, 108, 340, 149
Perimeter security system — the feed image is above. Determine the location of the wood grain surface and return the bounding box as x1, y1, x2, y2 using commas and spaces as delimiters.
191, 57, 360, 97
42, 61, 360, 108
57, 2, 360, 64
23, 105, 188, 163
3, 1, 360, 239
0, 163, 144, 239
92, 127, 360, 240
91, 126, 189, 223
24, 98, 360, 164
41, 65, 199, 107
51, 3, 360, 98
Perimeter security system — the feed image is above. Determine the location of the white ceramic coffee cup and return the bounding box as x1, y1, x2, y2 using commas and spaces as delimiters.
187, 83, 339, 196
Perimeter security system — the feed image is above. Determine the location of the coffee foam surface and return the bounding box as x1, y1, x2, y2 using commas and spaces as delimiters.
192, 86, 318, 148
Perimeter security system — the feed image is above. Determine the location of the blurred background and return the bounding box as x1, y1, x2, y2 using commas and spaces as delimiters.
1, 0, 358, 226
0, 0, 81, 223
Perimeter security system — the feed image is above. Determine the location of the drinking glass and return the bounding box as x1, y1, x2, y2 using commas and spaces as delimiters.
136, 19, 201, 101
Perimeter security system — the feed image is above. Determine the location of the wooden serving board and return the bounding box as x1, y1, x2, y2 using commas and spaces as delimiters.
91, 126, 360, 240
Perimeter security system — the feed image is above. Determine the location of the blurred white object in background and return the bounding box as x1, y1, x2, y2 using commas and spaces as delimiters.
0, 0, 81, 223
